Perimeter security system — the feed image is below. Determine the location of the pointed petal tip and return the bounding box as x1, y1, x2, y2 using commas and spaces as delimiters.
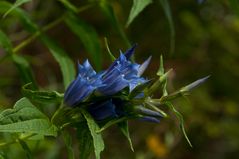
138, 56, 152, 76
124, 43, 138, 59
182, 75, 210, 91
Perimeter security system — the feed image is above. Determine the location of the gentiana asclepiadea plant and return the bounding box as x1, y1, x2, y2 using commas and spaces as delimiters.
0, 45, 209, 159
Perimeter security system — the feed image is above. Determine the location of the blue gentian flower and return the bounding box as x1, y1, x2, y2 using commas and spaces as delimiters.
87, 98, 163, 123
98, 45, 151, 95
64, 60, 103, 107
64, 45, 162, 123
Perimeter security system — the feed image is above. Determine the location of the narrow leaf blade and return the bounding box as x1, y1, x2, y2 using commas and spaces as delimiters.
63, 131, 75, 159
118, 121, 134, 151
81, 109, 104, 159
126, 0, 152, 27
158, 0, 175, 55
65, 12, 102, 71
3, 0, 31, 18
77, 123, 94, 159
18, 139, 33, 159
165, 102, 192, 147
40, 36, 76, 89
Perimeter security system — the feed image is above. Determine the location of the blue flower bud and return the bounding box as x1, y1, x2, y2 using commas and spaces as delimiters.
64, 60, 103, 107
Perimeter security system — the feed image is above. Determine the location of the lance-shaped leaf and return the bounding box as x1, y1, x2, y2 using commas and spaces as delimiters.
81, 109, 104, 159
0, 98, 58, 136
158, 0, 175, 55
18, 139, 33, 159
77, 123, 94, 159
165, 102, 192, 147
0, 1, 76, 89
3, 0, 32, 18
63, 131, 75, 159
22, 83, 63, 104
126, 0, 152, 27
0, 29, 37, 88
118, 121, 134, 151
59, 0, 78, 13
65, 12, 102, 71
100, 0, 130, 47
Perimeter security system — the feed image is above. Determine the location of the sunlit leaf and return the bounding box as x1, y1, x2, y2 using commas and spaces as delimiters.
81, 109, 104, 159
126, 0, 152, 27
65, 12, 102, 70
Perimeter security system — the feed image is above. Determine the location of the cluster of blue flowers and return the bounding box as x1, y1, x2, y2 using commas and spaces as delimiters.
64, 45, 163, 123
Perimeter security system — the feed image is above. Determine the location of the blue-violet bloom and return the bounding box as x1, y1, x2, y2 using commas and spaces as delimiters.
64, 60, 103, 107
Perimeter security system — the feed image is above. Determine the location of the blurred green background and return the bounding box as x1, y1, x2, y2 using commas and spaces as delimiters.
0, 0, 239, 159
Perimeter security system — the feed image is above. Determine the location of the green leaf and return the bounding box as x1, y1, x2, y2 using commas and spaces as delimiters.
63, 131, 75, 159
40, 35, 76, 88
158, 0, 175, 55
65, 12, 102, 70
18, 139, 33, 159
0, 98, 58, 136
126, 0, 152, 27
22, 83, 63, 104
0, 1, 76, 89
59, 0, 78, 13
165, 102, 192, 147
0, 29, 37, 88
0, 29, 13, 54
76, 123, 93, 159
97, 117, 128, 133
11, 54, 37, 89
3, 0, 32, 18
81, 109, 104, 159
118, 121, 134, 152
0, 2, 38, 33
229, 0, 239, 17
100, 0, 131, 47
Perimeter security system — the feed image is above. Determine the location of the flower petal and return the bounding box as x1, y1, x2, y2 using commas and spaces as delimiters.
138, 56, 152, 76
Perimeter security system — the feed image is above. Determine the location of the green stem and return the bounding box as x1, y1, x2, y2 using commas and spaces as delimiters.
12, 4, 94, 53
0, 134, 35, 148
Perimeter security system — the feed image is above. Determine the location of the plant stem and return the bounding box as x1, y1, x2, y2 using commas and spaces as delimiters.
13, 4, 93, 53
0, 133, 35, 148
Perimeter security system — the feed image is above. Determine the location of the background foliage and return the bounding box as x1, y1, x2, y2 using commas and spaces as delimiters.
0, 0, 238, 159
